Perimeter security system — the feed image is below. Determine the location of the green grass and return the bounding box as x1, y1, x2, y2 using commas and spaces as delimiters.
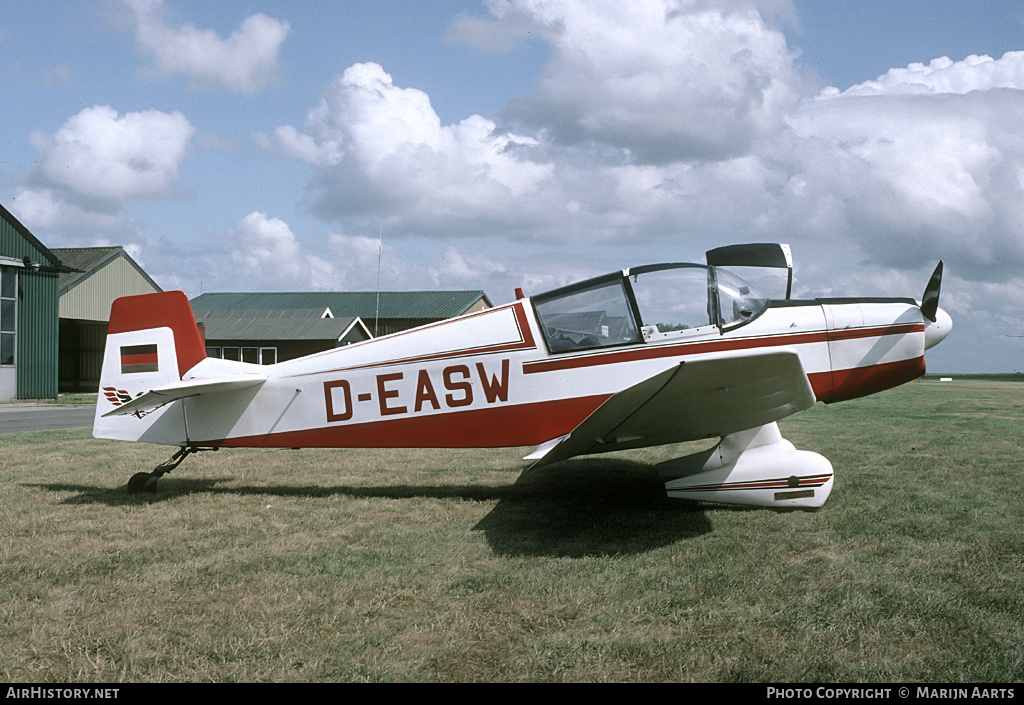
1, 380, 1022, 682
27, 393, 99, 405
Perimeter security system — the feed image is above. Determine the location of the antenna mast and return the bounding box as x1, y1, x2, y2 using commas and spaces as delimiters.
374, 230, 382, 337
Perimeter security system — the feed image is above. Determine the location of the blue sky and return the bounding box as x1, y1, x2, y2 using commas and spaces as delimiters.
793, 1, 1024, 90
3, 0, 1024, 372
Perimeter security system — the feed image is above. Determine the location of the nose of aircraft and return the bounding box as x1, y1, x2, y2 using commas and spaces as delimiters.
924, 307, 952, 350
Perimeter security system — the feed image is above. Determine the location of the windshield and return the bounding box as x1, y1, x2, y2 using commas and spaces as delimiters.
714, 267, 768, 328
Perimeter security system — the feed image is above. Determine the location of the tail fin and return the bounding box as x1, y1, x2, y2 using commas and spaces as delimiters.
107, 291, 206, 377
94, 291, 206, 445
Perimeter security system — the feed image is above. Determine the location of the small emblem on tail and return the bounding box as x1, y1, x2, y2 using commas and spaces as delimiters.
101, 386, 155, 418
102, 387, 133, 406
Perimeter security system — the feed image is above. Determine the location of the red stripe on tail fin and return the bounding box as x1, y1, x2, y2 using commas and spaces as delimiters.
108, 291, 205, 378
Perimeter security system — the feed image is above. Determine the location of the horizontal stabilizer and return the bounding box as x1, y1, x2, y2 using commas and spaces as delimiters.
102, 373, 268, 417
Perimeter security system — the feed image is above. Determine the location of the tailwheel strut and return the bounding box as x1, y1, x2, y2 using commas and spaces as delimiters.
125, 446, 217, 494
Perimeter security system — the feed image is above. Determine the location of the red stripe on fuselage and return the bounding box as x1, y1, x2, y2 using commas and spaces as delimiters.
669, 474, 833, 493
829, 355, 926, 402
209, 394, 610, 449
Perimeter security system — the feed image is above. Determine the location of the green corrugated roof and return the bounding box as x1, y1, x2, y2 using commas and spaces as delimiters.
190, 290, 492, 321
51, 246, 162, 294
193, 308, 367, 341
0, 201, 61, 267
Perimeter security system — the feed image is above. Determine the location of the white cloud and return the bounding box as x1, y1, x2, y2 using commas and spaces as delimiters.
30, 105, 194, 202
258, 3, 812, 249
271, 62, 554, 231
778, 80, 1024, 279
832, 51, 1024, 97
430, 247, 507, 287
494, 0, 804, 162
323, 233, 554, 300
5, 188, 134, 242
253, 125, 343, 167
227, 212, 334, 290
125, 0, 290, 94
324, 232, 387, 290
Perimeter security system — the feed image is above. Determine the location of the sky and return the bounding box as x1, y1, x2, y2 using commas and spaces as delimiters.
2, 0, 1024, 373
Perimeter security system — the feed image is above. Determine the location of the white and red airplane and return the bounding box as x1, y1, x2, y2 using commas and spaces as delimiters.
95, 243, 951, 508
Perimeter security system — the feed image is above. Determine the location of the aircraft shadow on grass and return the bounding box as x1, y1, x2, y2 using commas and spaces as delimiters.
24, 457, 717, 557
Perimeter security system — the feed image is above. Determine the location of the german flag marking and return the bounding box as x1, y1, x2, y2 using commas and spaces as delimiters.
120, 344, 159, 374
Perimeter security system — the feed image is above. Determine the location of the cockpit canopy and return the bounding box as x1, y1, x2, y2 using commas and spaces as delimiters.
532, 264, 768, 353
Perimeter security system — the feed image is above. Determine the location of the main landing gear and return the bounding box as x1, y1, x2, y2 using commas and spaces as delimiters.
125, 446, 216, 494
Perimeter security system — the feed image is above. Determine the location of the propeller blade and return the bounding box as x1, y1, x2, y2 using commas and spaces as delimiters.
920, 261, 943, 323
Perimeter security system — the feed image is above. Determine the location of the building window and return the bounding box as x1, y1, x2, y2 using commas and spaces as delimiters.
0, 266, 15, 366
204, 346, 277, 364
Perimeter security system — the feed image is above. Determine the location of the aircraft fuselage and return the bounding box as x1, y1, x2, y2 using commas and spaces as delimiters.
94, 287, 948, 451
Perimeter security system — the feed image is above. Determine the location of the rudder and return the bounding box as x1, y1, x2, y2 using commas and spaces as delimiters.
94, 291, 205, 444
107, 291, 205, 377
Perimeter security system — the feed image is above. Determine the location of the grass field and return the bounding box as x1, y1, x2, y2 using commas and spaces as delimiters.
1, 380, 1022, 682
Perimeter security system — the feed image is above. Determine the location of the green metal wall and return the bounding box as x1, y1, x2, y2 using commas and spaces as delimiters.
16, 268, 59, 398
0, 207, 60, 399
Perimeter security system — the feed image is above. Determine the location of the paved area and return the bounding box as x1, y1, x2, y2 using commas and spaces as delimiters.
0, 404, 96, 434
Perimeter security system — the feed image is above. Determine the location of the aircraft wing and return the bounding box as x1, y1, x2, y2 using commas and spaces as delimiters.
101, 373, 268, 417
527, 347, 816, 468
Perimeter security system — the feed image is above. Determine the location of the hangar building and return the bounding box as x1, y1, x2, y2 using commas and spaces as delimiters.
191, 290, 492, 364
191, 306, 373, 364
51, 247, 162, 393
0, 203, 62, 401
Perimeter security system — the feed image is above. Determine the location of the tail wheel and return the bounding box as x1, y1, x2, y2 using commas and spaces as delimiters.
126, 472, 156, 494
